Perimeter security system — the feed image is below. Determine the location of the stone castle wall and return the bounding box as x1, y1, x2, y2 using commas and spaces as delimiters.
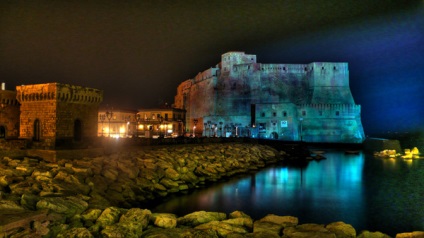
174, 52, 365, 143
16, 83, 103, 148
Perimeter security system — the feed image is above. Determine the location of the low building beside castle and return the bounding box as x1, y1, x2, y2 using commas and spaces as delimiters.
136, 107, 186, 138
98, 108, 137, 138
16, 83, 103, 149
174, 51, 365, 143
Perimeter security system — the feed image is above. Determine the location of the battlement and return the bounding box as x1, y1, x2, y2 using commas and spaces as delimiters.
0, 89, 19, 107
193, 67, 219, 82
298, 104, 361, 118
16, 83, 103, 105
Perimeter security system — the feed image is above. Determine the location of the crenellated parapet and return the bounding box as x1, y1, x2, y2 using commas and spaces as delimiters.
298, 104, 361, 116
0, 90, 20, 107
16, 83, 103, 105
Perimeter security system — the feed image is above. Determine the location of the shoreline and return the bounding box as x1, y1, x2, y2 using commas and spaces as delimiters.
0, 142, 422, 237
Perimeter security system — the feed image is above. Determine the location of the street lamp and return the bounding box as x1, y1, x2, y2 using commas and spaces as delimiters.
106, 108, 113, 137
136, 114, 141, 138
99, 114, 106, 136
158, 115, 163, 137
193, 119, 198, 137
125, 116, 130, 137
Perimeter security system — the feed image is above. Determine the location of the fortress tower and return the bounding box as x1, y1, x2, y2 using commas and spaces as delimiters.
0, 83, 20, 139
174, 52, 365, 143
16, 83, 103, 149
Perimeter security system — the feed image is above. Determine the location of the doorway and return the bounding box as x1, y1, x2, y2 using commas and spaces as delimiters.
74, 119, 82, 141
33, 119, 40, 141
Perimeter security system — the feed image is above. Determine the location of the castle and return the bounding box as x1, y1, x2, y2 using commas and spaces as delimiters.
174, 51, 365, 143
0, 83, 103, 149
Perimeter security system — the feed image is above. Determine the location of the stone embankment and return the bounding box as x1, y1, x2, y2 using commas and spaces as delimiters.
0, 142, 422, 237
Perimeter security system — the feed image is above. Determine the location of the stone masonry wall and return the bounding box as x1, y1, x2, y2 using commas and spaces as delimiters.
16, 83, 103, 148
0, 89, 20, 138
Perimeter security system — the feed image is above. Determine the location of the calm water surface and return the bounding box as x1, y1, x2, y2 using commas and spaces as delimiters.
150, 150, 424, 236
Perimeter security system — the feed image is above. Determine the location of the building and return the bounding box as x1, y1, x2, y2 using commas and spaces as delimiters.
98, 108, 137, 138
174, 51, 365, 143
16, 83, 103, 148
0, 83, 20, 139
136, 107, 185, 138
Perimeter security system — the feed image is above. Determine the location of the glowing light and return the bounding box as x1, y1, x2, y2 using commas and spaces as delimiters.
119, 126, 126, 134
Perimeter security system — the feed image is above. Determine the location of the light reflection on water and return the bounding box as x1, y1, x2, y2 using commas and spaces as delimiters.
151, 150, 424, 236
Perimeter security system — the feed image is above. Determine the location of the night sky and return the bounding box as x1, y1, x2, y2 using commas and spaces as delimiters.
1, 1, 423, 135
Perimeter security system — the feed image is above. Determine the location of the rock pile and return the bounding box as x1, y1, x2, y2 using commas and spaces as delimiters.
1, 142, 423, 237
1, 143, 280, 210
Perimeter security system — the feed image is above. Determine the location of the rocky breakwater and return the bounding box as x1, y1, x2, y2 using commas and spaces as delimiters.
0, 143, 277, 235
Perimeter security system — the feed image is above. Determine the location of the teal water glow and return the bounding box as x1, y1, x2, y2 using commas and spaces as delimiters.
151, 150, 424, 236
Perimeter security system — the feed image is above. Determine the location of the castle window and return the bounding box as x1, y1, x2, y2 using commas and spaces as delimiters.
319, 111, 323, 116
322, 66, 325, 70
336, 111, 340, 116
304, 67, 307, 71
333, 66, 336, 70
283, 67, 286, 71
302, 111, 306, 116
273, 112, 277, 117
261, 112, 265, 117
283, 111, 287, 117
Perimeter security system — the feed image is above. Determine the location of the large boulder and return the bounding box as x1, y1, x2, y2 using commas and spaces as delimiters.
152, 213, 178, 228
36, 196, 88, 218
195, 220, 249, 237
357, 230, 391, 238
253, 220, 283, 236
283, 223, 336, 238
396, 231, 424, 238
259, 214, 298, 227
141, 227, 219, 238
89, 206, 123, 234
177, 211, 227, 226
326, 221, 356, 238
57, 227, 94, 238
